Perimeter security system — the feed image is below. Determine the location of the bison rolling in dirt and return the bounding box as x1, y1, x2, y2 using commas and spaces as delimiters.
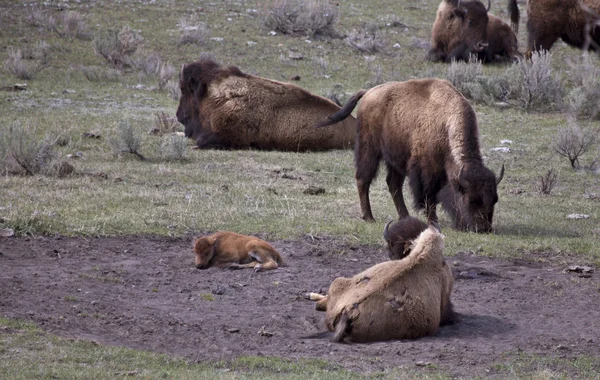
176, 58, 355, 151
317, 79, 504, 232
306, 226, 455, 343
193, 231, 283, 272
428, 0, 519, 62
509, 0, 600, 52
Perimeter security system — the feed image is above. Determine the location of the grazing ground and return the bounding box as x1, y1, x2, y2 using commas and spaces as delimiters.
2, 235, 600, 378
1, 0, 600, 377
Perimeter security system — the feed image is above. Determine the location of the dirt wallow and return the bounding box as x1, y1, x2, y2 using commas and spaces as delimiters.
1, 235, 599, 377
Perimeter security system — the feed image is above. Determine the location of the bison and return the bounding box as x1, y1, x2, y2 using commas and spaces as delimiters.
193, 231, 283, 272
428, 0, 519, 63
427, 0, 490, 62
176, 58, 356, 151
383, 217, 428, 260
306, 226, 455, 342
317, 79, 504, 232
509, 0, 600, 52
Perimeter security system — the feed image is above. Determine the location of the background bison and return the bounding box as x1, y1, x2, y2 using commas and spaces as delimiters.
509, 0, 600, 52
176, 58, 356, 151
318, 79, 504, 232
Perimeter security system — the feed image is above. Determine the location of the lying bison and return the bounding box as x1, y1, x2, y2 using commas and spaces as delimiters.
176, 58, 355, 151
428, 0, 519, 62
509, 0, 600, 52
384, 217, 428, 260
317, 79, 504, 232
193, 231, 283, 272
306, 226, 454, 342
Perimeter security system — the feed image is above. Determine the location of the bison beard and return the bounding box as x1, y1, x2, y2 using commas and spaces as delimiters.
317, 79, 504, 232
176, 58, 356, 151
508, 0, 600, 52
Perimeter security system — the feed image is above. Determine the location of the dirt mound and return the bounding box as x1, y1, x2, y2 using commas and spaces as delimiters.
1, 235, 599, 376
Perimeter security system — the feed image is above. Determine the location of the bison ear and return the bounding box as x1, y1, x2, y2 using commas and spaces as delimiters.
452, 8, 465, 19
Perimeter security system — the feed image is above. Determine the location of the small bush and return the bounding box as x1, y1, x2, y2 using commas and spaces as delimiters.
150, 111, 180, 135
262, 0, 340, 38
565, 55, 600, 119
108, 121, 146, 160
0, 123, 56, 176
553, 120, 596, 168
62, 11, 91, 40
160, 134, 188, 161
447, 58, 483, 98
94, 26, 143, 70
346, 23, 386, 53
535, 168, 559, 195
26, 9, 57, 33
131, 52, 176, 91
80, 66, 122, 82
510, 52, 562, 110
3, 47, 44, 80
178, 16, 210, 45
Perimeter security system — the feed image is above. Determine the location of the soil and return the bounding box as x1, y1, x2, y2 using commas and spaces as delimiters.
1, 235, 599, 377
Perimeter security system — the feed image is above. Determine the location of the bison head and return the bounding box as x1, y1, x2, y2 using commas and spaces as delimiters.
383, 217, 429, 260
428, 0, 490, 62
193, 236, 217, 269
441, 164, 504, 233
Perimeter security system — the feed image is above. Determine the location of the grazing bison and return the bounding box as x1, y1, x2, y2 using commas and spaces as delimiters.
317, 79, 504, 232
193, 231, 283, 272
509, 0, 600, 52
427, 0, 490, 62
384, 217, 428, 260
306, 227, 455, 343
176, 58, 356, 151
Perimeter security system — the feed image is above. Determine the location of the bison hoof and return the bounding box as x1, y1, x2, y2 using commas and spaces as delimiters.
228, 264, 242, 270
254, 265, 264, 273
362, 216, 376, 223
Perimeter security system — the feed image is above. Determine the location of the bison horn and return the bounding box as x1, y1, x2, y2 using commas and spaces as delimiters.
486, 0, 491, 12
180, 64, 185, 80
458, 165, 471, 189
383, 220, 393, 242
496, 164, 505, 185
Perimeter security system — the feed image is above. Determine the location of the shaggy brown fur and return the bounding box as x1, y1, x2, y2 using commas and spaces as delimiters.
427, 0, 490, 62
307, 227, 454, 343
481, 14, 520, 62
176, 58, 356, 151
509, 0, 600, 52
383, 216, 428, 260
317, 79, 504, 232
193, 231, 283, 272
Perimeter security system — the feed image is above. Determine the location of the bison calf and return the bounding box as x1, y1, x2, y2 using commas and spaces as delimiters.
176, 58, 356, 151
383, 216, 428, 260
193, 231, 283, 272
307, 227, 454, 343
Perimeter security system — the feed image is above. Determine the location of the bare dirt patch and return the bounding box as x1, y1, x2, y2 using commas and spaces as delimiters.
1, 235, 599, 377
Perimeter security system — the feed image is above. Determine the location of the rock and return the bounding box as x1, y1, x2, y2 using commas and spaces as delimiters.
269, 31, 277, 36
227, 328, 240, 333
0, 228, 15, 238
566, 214, 590, 220
415, 361, 431, 367
500, 139, 513, 145
258, 325, 274, 337
491, 147, 510, 153
393, 43, 401, 48
303, 186, 326, 195
565, 265, 594, 275
289, 52, 303, 60
211, 285, 227, 295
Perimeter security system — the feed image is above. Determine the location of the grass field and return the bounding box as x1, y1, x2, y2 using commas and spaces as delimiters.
1, 0, 599, 377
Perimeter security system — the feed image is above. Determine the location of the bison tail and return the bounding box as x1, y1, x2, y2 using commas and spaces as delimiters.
508, 0, 519, 34
315, 90, 367, 128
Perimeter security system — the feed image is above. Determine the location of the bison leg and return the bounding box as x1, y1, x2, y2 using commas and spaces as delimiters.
354, 140, 381, 222
304, 293, 328, 311
248, 250, 279, 271
385, 165, 409, 219
425, 198, 441, 232
332, 309, 351, 343
527, 20, 560, 52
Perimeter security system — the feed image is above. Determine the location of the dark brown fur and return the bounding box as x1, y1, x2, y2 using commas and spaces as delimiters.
481, 14, 520, 62
427, 0, 490, 62
383, 216, 428, 260
176, 58, 356, 151
193, 231, 283, 272
317, 79, 504, 232
509, 0, 600, 52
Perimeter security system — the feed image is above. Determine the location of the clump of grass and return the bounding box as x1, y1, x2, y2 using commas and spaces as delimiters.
159, 134, 188, 161
79, 65, 122, 82
261, 0, 340, 38
165, 80, 181, 100
565, 54, 600, 119
0, 123, 56, 176
535, 168, 559, 195
26, 8, 57, 33
61, 11, 91, 40
345, 23, 386, 53
553, 119, 596, 169
150, 111, 180, 135
447, 57, 483, 98
178, 16, 210, 45
132, 52, 176, 91
509, 51, 562, 110
93, 26, 143, 70
3, 47, 44, 80
108, 121, 146, 160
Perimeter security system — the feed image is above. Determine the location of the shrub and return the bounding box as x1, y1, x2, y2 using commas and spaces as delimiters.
94, 26, 143, 70
160, 134, 188, 161
108, 121, 146, 160
131, 52, 176, 91
510, 51, 562, 110
565, 55, 600, 119
150, 111, 180, 135
80, 66, 122, 82
178, 16, 210, 45
345, 23, 386, 53
553, 120, 596, 168
535, 168, 559, 195
447, 58, 483, 98
262, 0, 340, 38
62, 11, 91, 40
3, 47, 43, 80
0, 123, 56, 175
